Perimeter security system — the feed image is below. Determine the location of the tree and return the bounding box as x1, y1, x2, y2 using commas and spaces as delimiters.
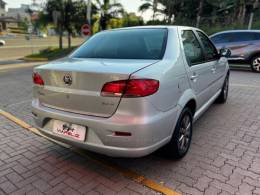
122, 12, 144, 27
153, 0, 188, 24
44, 0, 94, 49
196, 0, 204, 27
139, 0, 159, 21
248, 0, 259, 29
94, 0, 124, 30
45, 0, 64, 49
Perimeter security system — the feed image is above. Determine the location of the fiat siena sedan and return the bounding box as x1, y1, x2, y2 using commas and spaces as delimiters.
32, 26, 230, 158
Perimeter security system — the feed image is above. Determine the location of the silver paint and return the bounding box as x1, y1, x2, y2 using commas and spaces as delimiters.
32, 26, 229, 157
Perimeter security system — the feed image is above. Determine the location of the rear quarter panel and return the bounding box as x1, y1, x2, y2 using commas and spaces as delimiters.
130, 28, 189, 112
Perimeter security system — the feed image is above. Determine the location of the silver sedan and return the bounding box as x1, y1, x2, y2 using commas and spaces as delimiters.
32, 26, 230, 158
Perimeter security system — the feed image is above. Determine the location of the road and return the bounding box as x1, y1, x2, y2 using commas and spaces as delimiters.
0, 35, 85, 60
0, 65, 260, 195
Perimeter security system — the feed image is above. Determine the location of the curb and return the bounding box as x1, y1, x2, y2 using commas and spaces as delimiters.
23, 57, 49, 62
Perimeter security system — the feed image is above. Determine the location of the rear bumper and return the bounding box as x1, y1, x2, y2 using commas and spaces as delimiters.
32, 99, 179, 157
37, 128, 171, 157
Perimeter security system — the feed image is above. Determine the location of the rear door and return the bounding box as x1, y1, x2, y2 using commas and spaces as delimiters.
195, 30, 225, 95
180, 29, 213, 109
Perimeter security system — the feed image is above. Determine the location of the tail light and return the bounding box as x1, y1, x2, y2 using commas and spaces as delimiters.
33, 72, 44, 86
101, 79, 159, 97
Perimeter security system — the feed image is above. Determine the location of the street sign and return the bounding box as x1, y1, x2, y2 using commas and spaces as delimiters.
81, 24, 91, 37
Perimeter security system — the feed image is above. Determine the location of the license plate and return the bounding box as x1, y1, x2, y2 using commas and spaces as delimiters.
53, 120, 86, 141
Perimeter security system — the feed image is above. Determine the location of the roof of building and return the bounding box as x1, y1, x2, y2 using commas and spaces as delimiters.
0, 16, 18, 22
0, 0, 6, 5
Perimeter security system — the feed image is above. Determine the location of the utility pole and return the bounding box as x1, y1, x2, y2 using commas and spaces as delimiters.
196, 0, 204, 28
87, 0, 92, 27
248, 0, 259, 30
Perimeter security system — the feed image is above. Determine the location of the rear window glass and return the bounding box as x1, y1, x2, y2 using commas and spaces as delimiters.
71, 29, 167, 60
211, 34, 230, 44
253, 32, 260, 40
229, 32, 255, 42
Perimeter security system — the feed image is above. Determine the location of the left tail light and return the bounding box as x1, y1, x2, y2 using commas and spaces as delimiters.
33, 72, 44, 86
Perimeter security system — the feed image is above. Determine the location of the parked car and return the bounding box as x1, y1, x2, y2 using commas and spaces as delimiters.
0, 34, 16, 39
38, 33, 47, 38
32, 26, 230, 158
0, 39, 5, 46
210, 30, 260, 72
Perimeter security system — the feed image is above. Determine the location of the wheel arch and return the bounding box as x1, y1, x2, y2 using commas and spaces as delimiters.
184, 99, 197, 116
177, 89, 197, 116
249, 52, 260, 63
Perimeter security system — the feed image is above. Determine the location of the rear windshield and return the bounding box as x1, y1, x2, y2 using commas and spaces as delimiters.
71, 29, 167, 60
211, 32, 260, 43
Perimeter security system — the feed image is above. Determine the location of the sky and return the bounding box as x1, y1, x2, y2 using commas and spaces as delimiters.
4, 0, 153, 21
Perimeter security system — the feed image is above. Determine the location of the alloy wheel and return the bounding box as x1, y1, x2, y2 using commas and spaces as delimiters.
177, 114, 191, 154
252, 57, 260, 72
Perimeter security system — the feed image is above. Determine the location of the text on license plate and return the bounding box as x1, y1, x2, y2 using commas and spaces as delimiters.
53, 120, 86, 141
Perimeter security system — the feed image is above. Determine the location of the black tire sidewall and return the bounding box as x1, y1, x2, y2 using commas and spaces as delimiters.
251, 55, 260, 73
223, 75, 229, 101
216, 74, 229, 103
168, 107, 193, 159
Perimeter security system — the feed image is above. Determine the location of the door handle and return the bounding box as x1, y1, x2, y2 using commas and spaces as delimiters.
190, 74, 198, 81
211, 67, 216, 73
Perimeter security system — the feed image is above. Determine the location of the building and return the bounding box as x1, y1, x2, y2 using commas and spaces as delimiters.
0, 16, 18, 32
0, 0, 6, 17
7, 4, 30, 21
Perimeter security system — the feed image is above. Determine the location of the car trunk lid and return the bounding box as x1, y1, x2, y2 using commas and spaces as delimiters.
35, 58, 158, 117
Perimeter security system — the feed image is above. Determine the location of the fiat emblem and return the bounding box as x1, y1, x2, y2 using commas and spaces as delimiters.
63, 74, 72, 85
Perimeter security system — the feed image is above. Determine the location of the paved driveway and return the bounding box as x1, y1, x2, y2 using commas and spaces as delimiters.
0, 66, 260, 195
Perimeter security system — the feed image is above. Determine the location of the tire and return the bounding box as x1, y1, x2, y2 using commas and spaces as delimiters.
251, 55, 260, 73
163, 107, 193, 159
216, 74, 229, 104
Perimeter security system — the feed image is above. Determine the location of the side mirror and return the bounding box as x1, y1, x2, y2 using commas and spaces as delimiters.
219, 48, 231, 58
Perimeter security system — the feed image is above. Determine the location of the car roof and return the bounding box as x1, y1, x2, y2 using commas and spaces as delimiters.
103, 25, 201, 32
211, 30, 260, 37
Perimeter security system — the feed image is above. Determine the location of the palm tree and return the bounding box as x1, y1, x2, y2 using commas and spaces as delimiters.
45, 0, 90, 49
94, 0, 124, 30
139, 0, 159, 21
158, 0, 182, 24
